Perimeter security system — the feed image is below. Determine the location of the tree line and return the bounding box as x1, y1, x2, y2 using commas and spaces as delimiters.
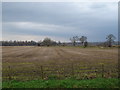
1, 38, 61, 46
1, 40, 37, 46
0, 34, 117, 47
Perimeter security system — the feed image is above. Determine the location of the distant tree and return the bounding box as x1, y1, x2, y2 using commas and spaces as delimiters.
106, 34, 116, 47
84, 41, 88, 48
42, 38, 52, 46
58, 41, 61, 46
42, 38, 57, 46
70, 36, 79, 46
79, 36, 87, 46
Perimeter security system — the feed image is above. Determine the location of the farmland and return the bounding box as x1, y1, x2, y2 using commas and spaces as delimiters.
2, 46, 119, 88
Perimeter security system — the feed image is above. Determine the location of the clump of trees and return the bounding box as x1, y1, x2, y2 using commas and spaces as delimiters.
70, 36, 88, 48
40, 37, 57, 47
70, 36, 78, 46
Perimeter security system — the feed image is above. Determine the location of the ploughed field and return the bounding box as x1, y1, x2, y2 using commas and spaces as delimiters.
2, 46, 118, 81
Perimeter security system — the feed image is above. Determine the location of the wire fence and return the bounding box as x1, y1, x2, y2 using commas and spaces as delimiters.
3, 63, 118, 81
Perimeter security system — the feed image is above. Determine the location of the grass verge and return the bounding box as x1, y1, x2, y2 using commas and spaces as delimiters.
2, 78, 119, 88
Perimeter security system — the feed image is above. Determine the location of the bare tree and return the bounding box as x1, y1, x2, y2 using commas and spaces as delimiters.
106, 34, 116, 47
79, 36, 87, 46
70, 36, 79, 46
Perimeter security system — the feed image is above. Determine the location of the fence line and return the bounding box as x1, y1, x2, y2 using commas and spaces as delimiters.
3, 64, 118, 80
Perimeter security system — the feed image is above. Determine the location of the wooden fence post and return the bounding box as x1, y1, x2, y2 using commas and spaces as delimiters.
57, 70, 60, 79
40, 66, 44, 79
8, 66, 12, 80
71, 63, 74, 77
101, 64, 104, 78
63, 67, 65, 78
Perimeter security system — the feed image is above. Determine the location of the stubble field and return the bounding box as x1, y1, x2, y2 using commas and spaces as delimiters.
2, 46, 118, 81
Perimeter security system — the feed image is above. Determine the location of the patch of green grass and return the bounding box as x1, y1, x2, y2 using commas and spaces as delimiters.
2, 78, 119, 88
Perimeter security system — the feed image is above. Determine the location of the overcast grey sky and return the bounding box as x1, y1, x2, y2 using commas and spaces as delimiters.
2, 2, 118, 42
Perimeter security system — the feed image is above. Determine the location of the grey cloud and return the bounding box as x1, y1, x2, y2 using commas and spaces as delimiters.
2, 2, 118, 42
